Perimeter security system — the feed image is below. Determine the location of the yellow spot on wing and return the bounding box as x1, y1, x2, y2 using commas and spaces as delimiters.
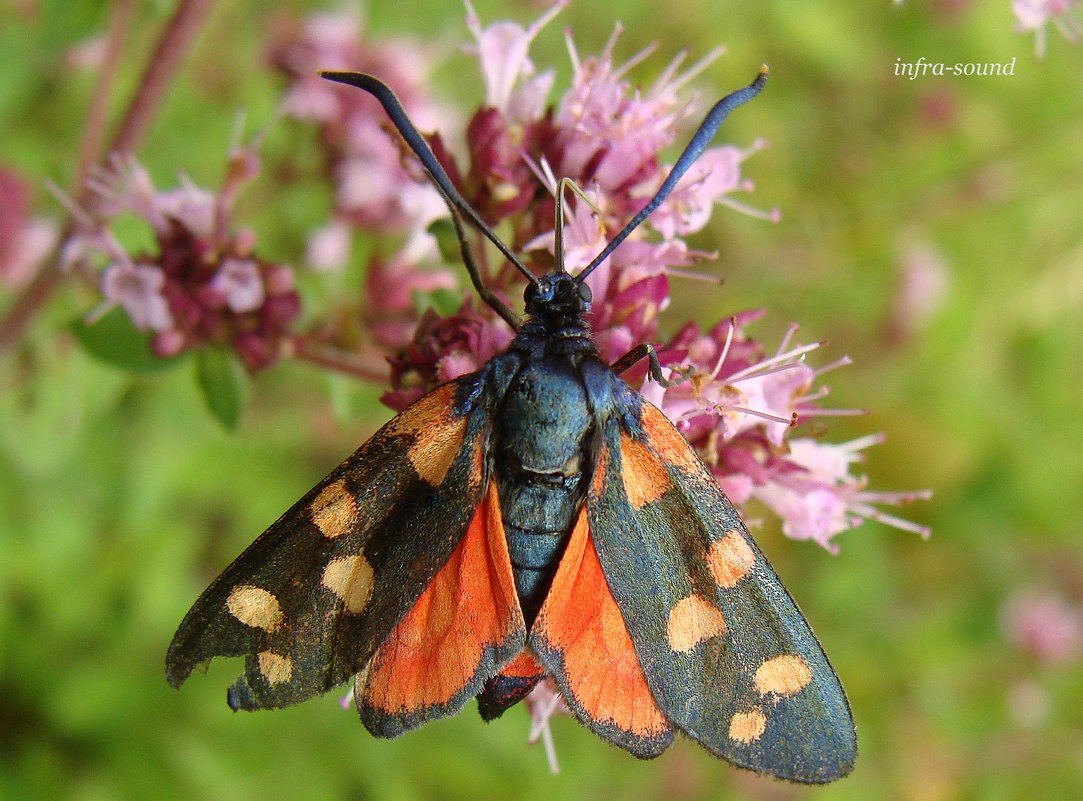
406, 416, 467, 486
322, 555, 375, 614
666, 594, 727, 653
707, 529, 756, 587
729, 708, 767, 743
310, 479, 356, 539
226, 585, 283, 632
384, 382, 469, 487
754, 654, 813, 696
258, 651, 293, 684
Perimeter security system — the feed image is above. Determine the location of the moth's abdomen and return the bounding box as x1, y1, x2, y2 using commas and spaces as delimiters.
500, 487, 582, 625
493, 357, 595, 625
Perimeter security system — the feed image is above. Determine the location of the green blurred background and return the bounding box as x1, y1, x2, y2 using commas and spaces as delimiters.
2, 1, 1082, 799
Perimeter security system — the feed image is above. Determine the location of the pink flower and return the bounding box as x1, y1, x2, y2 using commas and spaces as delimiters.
271, 9, 450, 253
383, 304, 514, 411
464, 0, 564, 122
751, 435, 932, 551
364, 250, 459, 352
208, 258, 265, 314
1013, 0, 1082, 58
63, 141, 300, 371
86, 156, 216, 240
304, 218, 353, 272
644, 316, 930, 551
886, 240, 949, 344
1003, 591, 1083, 665
100, 260, 173, 331
553, 34, 723, 204
651, 140, 779, 238
523, 679, 571, 774
0, 166, 58, 289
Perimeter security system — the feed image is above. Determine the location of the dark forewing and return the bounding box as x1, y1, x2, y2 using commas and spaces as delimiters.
585, 387, 857, 783
166, 375, 494, 711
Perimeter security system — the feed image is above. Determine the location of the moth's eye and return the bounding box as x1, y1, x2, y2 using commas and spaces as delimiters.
525, 281, 550, 304
578, 282, 593, 303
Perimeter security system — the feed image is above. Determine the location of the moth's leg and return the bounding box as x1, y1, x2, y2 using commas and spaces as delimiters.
610, 343, 691, 388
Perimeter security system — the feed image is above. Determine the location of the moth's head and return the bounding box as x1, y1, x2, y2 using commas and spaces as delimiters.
524, 272, 592, 317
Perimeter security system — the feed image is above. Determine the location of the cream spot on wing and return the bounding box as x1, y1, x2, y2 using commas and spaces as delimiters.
383, 383, 468, 487
258, 651, 293, 685
707, 529, 756, 588
754, 655, 814, 696
310, 479, 356, 539
406, 415, 467, 486
321, 555, 375, 614
666, 594, 727, 653
225, 585, 283, 632
729, 708, 767, 743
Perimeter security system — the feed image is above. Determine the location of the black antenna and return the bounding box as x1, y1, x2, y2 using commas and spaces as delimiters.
577, 66, 768, 283
320, 72, 538, 289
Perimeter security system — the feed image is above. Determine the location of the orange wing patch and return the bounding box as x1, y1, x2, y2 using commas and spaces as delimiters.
619, 433, 671, 509
498, 649, 544, 679
533, 508, 670, 744
640, 402, 703, 476
359, 483, 522, 716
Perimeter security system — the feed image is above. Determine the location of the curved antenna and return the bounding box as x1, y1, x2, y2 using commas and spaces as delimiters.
577, 66, 768, 283
320, 71, 538, 288
552, 177, 603, 275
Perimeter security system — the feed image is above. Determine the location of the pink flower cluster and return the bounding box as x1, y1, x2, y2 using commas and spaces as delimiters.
277, 2, 927, 551
268, 9, 460, 357
1003, 591, 1083, 665
645, 316, 931, 551
65, 2, 928, 550
63, 143, 299, 371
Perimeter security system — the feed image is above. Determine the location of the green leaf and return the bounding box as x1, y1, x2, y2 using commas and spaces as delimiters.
196, 348, 247, 430
70, 308, 183, 373
427, 217, 459, 263
411, 286, 463, 318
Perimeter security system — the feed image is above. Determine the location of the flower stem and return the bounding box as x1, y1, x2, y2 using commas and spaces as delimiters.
290, 336, 390, 384
76, 0, 135, 190
108, 0, 217, 157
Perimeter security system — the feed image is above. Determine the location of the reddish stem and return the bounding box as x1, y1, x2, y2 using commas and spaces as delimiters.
108, 0, 217, 158
75, 0, 136, 190
290, 336, 390, 384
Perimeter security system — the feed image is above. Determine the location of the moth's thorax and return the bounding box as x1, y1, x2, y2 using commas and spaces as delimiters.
496, 356, 594, 480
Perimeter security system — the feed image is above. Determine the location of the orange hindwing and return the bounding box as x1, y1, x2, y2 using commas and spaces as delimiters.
357, 483, 525, 735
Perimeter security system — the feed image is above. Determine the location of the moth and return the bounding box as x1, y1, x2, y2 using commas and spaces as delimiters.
166, 66, 857, 783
